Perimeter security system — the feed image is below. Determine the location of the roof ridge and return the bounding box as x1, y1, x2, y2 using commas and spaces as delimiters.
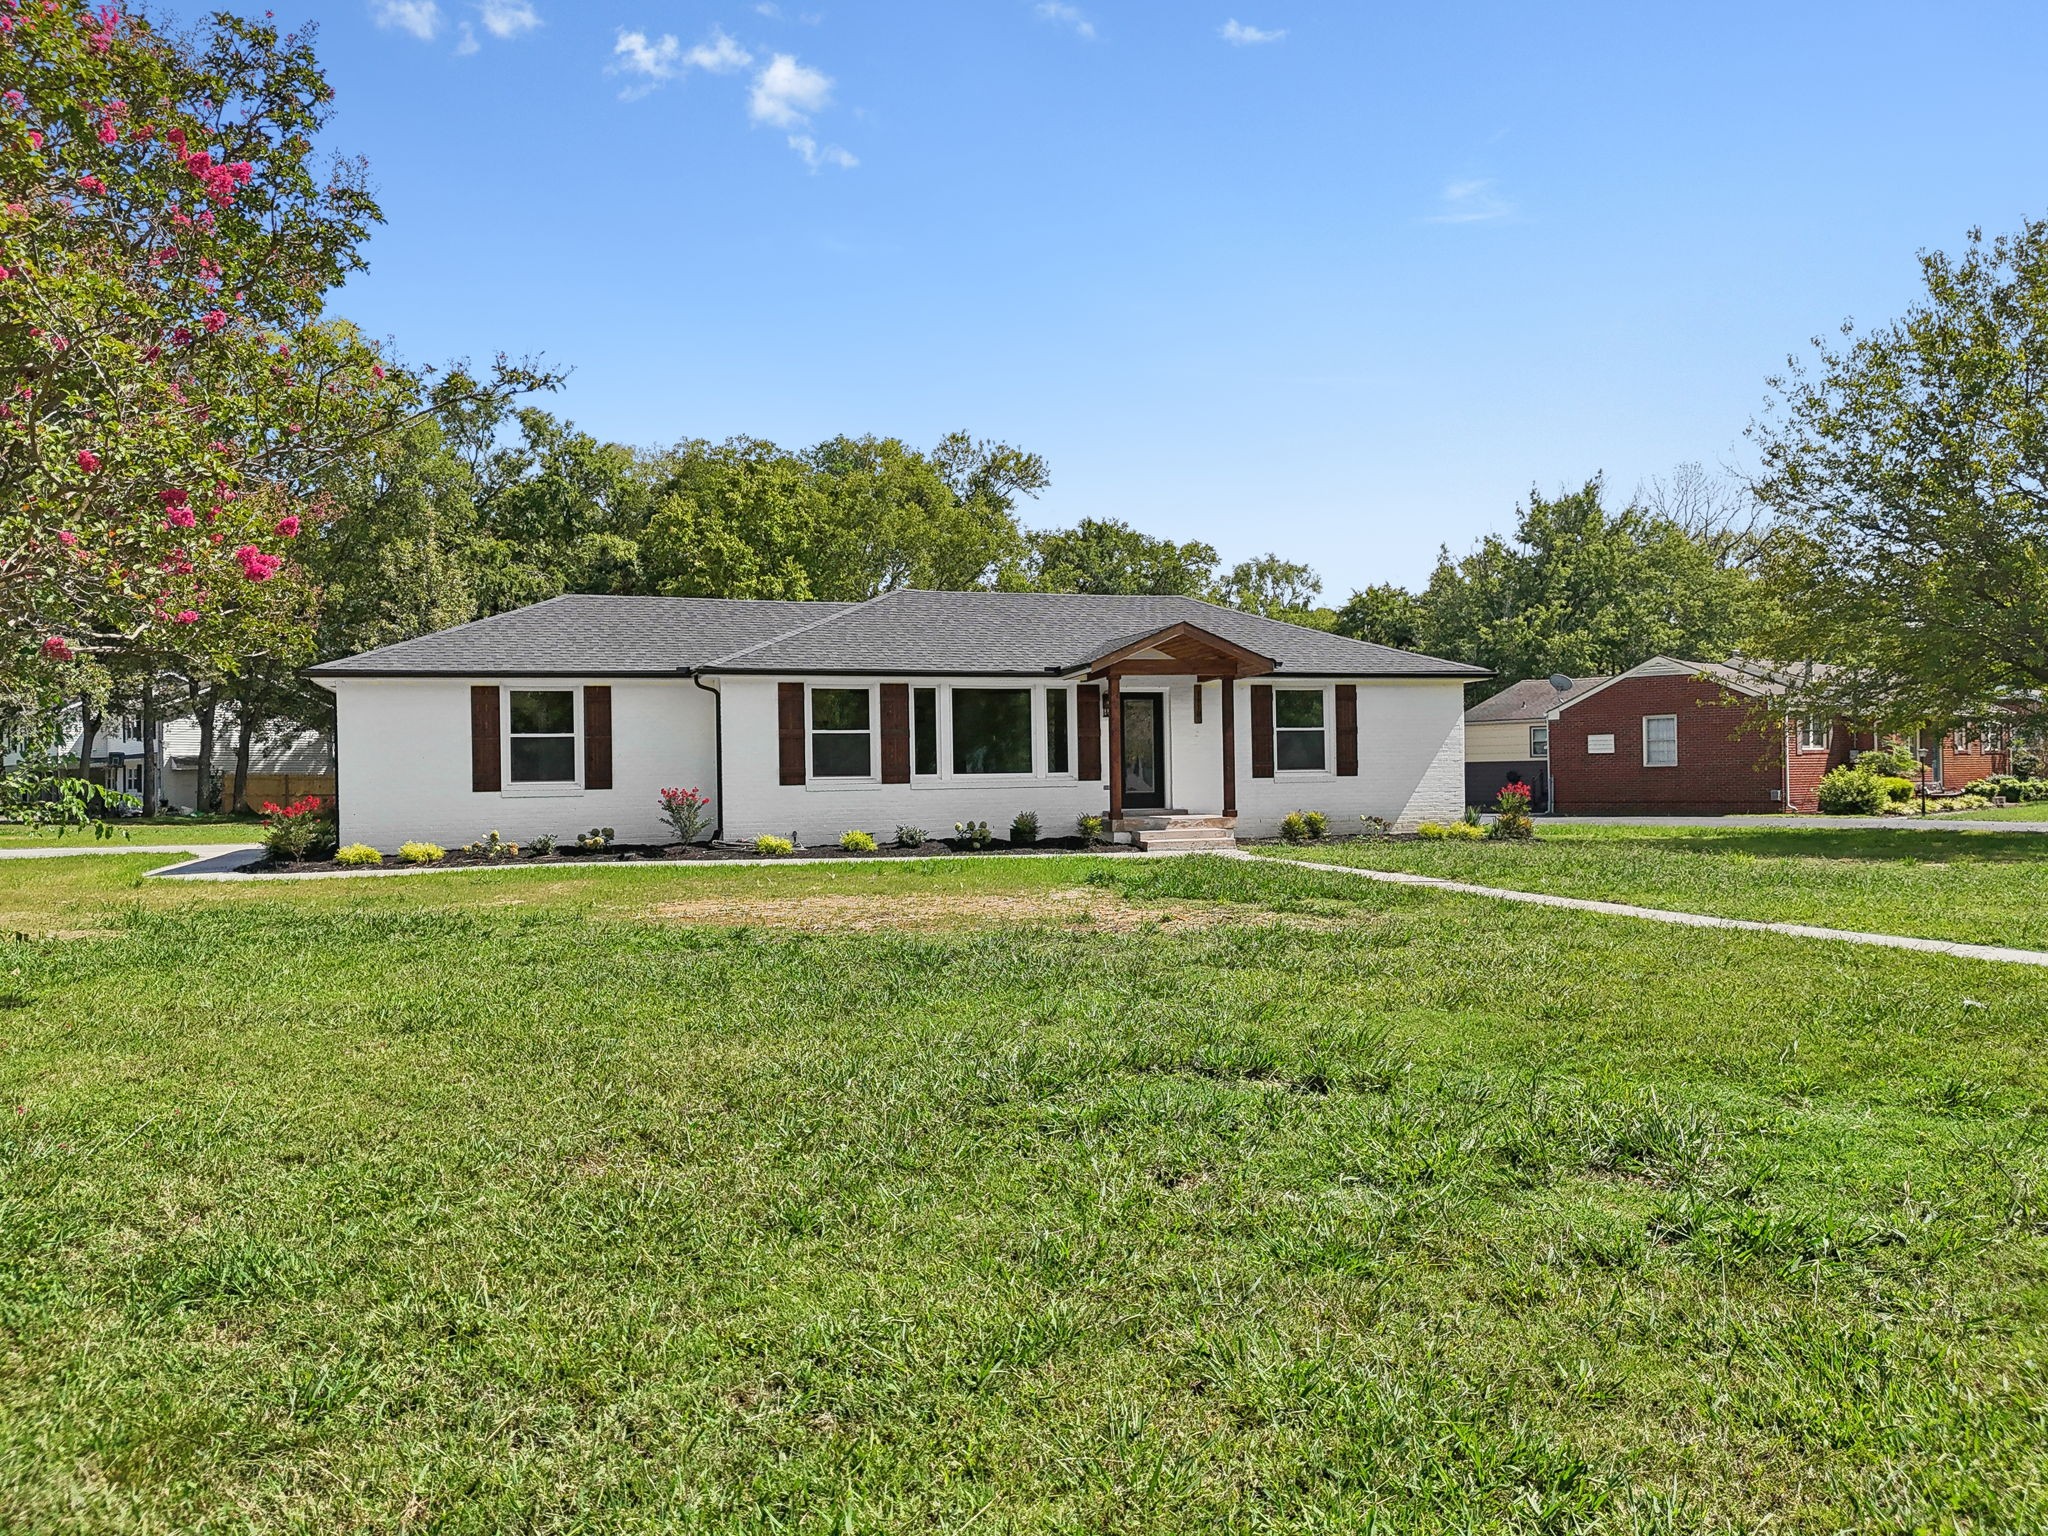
700, 588, 904, 669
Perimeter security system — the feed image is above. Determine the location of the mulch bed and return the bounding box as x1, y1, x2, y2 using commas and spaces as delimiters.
241, 834, 1146, 875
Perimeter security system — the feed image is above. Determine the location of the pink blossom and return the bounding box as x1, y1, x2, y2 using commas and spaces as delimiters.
40, 636, 73, 662
75, 449, 100, 472
274, 515, 301, 538
234, 544, 283, 582
2, 93, 23, 111
164, 506, 196, 530
77, 174, 105, 195
57, 529, 78, 546
174, 609, 199, 625
0, 267, 11, 282
160, 487, 189, 507
201, 308, 227, 333
96, 117, 117, 144
371, 364, 386, 380
27, 131, 41, 149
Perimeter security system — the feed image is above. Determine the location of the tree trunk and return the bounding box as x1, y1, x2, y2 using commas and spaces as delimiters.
139, 675, 157, 815
231, 713, 254, 814
76, 695, 99, 782
196, 695, 219, 813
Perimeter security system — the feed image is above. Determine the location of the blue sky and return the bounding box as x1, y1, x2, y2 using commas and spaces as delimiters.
302, 0, 2048, 595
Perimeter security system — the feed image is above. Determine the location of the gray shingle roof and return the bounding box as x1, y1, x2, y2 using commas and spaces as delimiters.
1465, 675, 1608, 723
307, 595, 857, 677
310, 589, 1489, 680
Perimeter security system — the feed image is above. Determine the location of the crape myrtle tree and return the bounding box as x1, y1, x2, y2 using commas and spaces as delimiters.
1750, 220, 2048, 724
0, 2, 551, 689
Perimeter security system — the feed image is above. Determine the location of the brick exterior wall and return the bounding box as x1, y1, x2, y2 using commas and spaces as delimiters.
1551, 675, 1786, 815
1784, 720, 1852, 812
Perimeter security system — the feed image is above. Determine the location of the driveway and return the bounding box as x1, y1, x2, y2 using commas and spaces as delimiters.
1541, 815, 2048, 833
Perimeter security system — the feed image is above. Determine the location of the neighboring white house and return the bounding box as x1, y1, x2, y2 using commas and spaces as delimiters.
308, 590, 1489, 849
5, 705, 333, 813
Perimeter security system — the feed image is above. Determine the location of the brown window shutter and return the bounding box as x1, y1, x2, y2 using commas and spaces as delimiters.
583, 685, 613, 790
1335, 684, 1358, 777
470, 685, 501, 793
777, 682, 805, 785
880, 683, 910, 784
1250, 684, 1275, 778
1076, 685, 1102, 781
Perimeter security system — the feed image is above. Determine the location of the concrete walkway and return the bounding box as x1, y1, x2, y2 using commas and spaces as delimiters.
1544, 814, 2048, 832
1246, 851, 2048, 968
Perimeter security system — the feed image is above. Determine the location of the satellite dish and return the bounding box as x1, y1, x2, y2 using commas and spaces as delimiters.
1547, 674, 1573, 692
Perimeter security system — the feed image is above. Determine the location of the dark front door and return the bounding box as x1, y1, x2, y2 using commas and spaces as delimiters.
1121, 692, 1166, 810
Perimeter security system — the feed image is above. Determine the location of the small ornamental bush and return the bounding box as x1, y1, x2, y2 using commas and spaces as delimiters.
894, 825, 927, 848
1417, 820, 1484, 841
1010, 810, 1040, 845
838, 828, 877, 853
954, 820, 995, 850
1816, 765, 1888, 815
659, 786, 712, 844
528, 833, 556, 856
1876, 775, 1916, 803
576, 827, 616, 852
464, 830, 520, 861
260, 795, 337, 862
334, 843, 382, 867
1853, 747, 1919, 779
1280, 810, 1328, 844
398, 842, 445, 865
1359, 815, 1392, 837
753, 834, 795, 857
1076, 813, 1108, 845
1486, 784, 1536, 841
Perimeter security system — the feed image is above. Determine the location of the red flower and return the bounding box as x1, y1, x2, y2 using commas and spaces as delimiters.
75, 449, 100, 472
164, 506, 196, 530
234, 544, 283, 582
201, 308, 228, 333
40, 636, 74, 662
274, 515, 300, 537
174, 609, 199, 625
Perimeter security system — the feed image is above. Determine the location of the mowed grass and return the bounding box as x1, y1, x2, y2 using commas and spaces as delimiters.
0, 817, 261, 848
1949, 801, 2048, 823
3, 854, 2047, 1532
1265, 823, 2048, 950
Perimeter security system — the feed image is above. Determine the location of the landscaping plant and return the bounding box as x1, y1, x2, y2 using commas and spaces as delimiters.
954, 820, 994, 850
894, 825, 927, 848
1816, 764, 1889, 815
752, 834, 795, 857
1009, 810, 1040, 846
1485, 783, 1536, 840
838, 829, 877, 853
463, 830, 520, 861
528, 833, 556, 856
576, 827, 615, 852
659, 786, 713, 845
1076, 813, 1108, 845
1280, 810, 1328, 844
397, 841, 444, 865
1417, 820, 1484, 840
333, 843, 382, 867
258, 794, 336, 862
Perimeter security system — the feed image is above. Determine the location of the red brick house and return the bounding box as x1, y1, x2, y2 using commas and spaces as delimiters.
1535, 657, 2017, 815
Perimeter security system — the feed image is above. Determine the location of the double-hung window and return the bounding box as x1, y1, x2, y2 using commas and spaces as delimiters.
1798, 715, 1830, 752
1046, 687, 1071, 776
810, 688, 873, 778
1275, 688, 1327, 771
509, 689, 577, 783
1643, 714, 1679, 768
952, 688, 1033, 775
912, 687, 938, 776
1529, 724, 1550, 759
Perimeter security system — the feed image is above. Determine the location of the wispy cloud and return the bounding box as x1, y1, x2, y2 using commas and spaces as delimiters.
454, 20, 479, 53
477, 0, 540, 39
1219, 18, 1284, 44
1035, 2, 1096, 40
788, 133, 857, 171
750, 53, 833, 127
686, 26, 753, 73
372, 0, 441, 41
612, 26, 752, 98
1426, 178, 1513, 224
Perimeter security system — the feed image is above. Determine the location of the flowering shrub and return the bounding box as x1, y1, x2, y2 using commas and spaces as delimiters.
954, 820, 994, 850
575, 826, 615, 852
1280, 810, 1329, 844
259, 794, 335, 861
1485, 784, 1536, 841
1010, 810, 1040, 845
397, 841, 444, 865
659, 785, 712, 844
753, 834, 795, 857
334, 843, 381, 867
838, 828, 877, 853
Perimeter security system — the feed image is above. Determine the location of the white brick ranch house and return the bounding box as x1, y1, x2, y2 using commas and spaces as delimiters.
307, 590, 1487, 850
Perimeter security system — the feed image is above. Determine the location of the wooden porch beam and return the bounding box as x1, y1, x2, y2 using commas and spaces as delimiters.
1107, 673, 1124, 822
1221, 678, 1236, 818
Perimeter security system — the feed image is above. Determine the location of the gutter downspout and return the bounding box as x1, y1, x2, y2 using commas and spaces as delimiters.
690, 671, 723, 842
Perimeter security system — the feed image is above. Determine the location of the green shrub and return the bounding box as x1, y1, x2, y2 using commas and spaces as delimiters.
1280, 810, 1328, 843
397, 841, 445, 865
894, 824, 927, 848
1487, 783, 1537, 840
258, 794, 337, 862
1853, 746, 1918, 779
334, 843, 383, 867
1417, 820, 1484, 841
1010, 810, 1040, 845
1816, 766, 1888, 815
1076, 813, 1108, 845
838, 828, 877, 853
1359, 815, 1392, 837
954, 820, 994, 850
753, 834, 795, 857
1876, 775, 1915, 803
528, 833, 556, 856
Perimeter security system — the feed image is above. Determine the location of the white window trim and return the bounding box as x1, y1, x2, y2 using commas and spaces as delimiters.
798, 680, 1091, 791
1797, 715, 1831, 753
1529, 724, 1549, 759
1642, 713, 1679, 769
807, 682, 881, 786
947, 682, 1044, 782
501, 683, 583, 798
1273, 683, 1335, 777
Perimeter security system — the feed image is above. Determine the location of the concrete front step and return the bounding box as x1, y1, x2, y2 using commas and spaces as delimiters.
1114, 813, 1236, 833
1132, 829, 1239, 851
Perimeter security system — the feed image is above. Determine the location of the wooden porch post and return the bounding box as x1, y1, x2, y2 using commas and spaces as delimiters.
1221, 677, 1237, 818
1107, 672, 1124, 822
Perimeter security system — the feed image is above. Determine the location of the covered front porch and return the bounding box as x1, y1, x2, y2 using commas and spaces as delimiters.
1069, 622, 1279, 850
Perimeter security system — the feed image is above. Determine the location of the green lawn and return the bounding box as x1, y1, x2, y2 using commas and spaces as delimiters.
3, 853, 2046, 1532
1263, 823, 2048, 950
0, 816, 261, 848
1947, 801, 2048, 823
